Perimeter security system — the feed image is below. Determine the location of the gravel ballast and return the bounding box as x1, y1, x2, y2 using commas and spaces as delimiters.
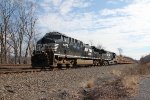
0, 64, 136, 100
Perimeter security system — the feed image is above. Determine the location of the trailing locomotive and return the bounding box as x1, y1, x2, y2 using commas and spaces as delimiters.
31, 32, 117, 68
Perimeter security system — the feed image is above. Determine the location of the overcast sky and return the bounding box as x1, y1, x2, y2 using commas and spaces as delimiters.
35, 0, 150, 60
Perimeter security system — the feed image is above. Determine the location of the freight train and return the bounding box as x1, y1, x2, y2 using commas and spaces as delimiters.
31, 32, 118, 69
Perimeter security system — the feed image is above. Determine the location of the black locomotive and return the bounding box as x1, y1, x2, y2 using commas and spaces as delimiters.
31, 32, 117, 68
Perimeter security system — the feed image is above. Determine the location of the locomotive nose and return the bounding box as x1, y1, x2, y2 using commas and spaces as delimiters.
50, 40, 56, 43
52, 43, 59, 51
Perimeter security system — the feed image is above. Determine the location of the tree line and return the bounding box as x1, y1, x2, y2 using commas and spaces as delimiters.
0, 0, 38, 64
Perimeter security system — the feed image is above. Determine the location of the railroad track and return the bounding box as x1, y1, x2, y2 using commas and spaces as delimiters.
0, 66, 91, 74
0, 68, 55, 74
0, 65, 72, 74
0, 65, 95, 74
0, 63, 134, 74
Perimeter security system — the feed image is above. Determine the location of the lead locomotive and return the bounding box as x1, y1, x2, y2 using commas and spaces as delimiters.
31, 32, 117, 68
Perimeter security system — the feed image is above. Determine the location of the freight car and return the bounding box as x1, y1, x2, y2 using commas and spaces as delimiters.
31, 32, 117, 68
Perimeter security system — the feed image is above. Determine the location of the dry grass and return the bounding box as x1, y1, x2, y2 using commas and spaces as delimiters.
58, 64, 150, 99
78, 78, 128, 100
110, 65, 146, 96
122, 75, 139, 88
78, 66, 143, 99
110, 69, 141, 96
123, 64, 150, 76
120, 63, 150, 96
110, 69, 122, 77
140, 54, 150, 64
86, 80, 95, 88
122, 75, 140, 95
80, 79, 95, 88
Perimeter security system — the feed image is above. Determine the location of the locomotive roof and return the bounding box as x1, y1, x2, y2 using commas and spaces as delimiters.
45, 32, 68, 37
105, 50, 115, 54
91, 46, 107, 53
45, 32, 83, 43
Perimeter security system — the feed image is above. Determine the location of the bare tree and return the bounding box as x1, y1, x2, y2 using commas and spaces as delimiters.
15, 0, 37, 64
0, 0, 38, 64
89, 40, 93, 46
8, 23, 19, 64
118, 48, 123, 56
97, 44, 104, 49
17, 1, 28, 64
23, 2, 37, 64
0, 25, 3, 64
0, 0, 17, 63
